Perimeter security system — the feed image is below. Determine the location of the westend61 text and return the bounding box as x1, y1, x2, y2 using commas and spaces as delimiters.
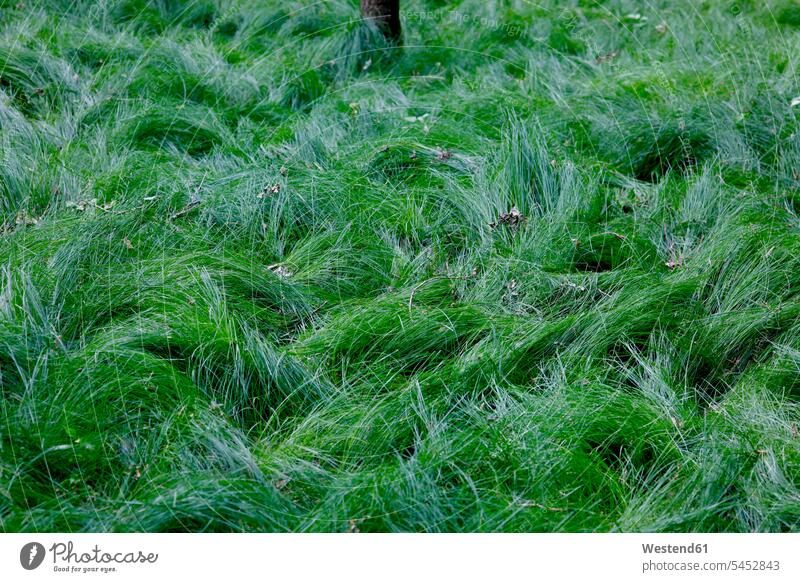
642, 543, 708, 554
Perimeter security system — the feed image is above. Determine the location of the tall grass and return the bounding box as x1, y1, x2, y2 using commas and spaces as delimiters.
1, 0, 799, 532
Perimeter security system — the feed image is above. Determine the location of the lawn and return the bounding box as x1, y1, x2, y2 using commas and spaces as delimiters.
1, 0, 800, 532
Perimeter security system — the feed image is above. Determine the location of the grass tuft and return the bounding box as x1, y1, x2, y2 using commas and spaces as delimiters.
1, 0, 799, 533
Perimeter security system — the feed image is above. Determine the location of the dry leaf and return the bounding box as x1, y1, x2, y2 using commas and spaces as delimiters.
490, 206, 526, 230
595, 50, 620, 64
268, 264, 292, 278
14, 210, 39, 226
258, 183, 281, 199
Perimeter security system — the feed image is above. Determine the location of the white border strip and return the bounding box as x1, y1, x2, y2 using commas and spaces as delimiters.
1, 533, 798, 581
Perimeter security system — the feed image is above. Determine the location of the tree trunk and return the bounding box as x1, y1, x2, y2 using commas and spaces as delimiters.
360, 0, 401, 43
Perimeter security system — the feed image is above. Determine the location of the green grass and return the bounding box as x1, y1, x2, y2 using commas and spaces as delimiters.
1, 0, 800, 532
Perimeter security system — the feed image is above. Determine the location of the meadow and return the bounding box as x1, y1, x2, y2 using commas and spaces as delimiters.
1, 0, 800, 532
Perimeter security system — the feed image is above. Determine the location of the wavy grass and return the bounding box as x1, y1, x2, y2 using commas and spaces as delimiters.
1, 0, 799, 532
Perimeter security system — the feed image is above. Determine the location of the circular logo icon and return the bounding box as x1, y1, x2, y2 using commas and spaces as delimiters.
20, 542, 46, 570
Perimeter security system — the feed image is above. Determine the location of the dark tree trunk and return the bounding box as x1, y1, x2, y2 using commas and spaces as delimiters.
360, 0, 401, 43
